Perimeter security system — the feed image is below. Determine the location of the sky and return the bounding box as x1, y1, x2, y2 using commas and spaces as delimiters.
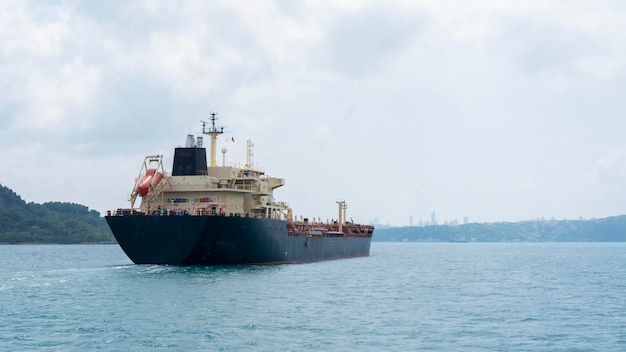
1, 0, 626, 226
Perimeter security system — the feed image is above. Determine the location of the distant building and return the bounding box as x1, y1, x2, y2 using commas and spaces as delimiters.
431, 211, 437, 225
463, 216, 468, 225
409, 216, 414, 227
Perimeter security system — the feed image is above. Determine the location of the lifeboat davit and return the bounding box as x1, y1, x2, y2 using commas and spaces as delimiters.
137, 169, 164, 197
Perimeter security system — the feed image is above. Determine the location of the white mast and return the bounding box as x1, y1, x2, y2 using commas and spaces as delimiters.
245, 139, 254, 169
337, 200, 347, 232
201, 112, 224, 167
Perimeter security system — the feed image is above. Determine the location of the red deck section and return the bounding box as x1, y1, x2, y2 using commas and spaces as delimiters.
286, 219, 373, 238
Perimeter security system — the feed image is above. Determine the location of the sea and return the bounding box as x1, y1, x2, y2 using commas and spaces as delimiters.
1, 243, 625, 351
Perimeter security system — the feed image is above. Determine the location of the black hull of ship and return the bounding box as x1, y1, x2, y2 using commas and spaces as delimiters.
105, 215, 372, 265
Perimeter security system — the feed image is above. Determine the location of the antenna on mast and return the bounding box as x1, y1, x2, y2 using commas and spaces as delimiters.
201, 112, 225, 134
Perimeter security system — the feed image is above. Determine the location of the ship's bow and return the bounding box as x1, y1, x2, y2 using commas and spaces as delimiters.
106, 215, 208, 265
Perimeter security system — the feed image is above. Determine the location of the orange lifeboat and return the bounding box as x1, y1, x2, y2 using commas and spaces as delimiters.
137, 169, 164, 197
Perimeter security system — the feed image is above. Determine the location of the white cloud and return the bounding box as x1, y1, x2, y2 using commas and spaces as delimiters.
579, 149, 626, 201
317, 5, 425, 77
0, 2, 69, 58
1, 0, 626, 224
11, 57, 101, 133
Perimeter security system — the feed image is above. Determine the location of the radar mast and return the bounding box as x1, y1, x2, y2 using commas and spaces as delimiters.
201, 112, 225, 167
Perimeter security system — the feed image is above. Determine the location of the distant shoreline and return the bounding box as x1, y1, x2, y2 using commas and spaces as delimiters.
372, 215, 626, 242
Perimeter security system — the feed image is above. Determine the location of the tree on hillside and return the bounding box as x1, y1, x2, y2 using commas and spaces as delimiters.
0, 184, 26, 208
0, 183, 113, 244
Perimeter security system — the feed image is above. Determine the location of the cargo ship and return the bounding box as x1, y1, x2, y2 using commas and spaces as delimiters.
105, 113, 374, 265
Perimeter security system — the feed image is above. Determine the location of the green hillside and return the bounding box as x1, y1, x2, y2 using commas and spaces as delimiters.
0, 184, 114, 244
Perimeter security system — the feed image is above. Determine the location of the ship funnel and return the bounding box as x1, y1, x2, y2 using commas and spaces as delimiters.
197, 136, 203, 148
185, 135, 196, 148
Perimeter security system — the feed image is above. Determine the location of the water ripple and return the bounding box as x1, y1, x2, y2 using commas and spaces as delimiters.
0, 243, 625, 351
